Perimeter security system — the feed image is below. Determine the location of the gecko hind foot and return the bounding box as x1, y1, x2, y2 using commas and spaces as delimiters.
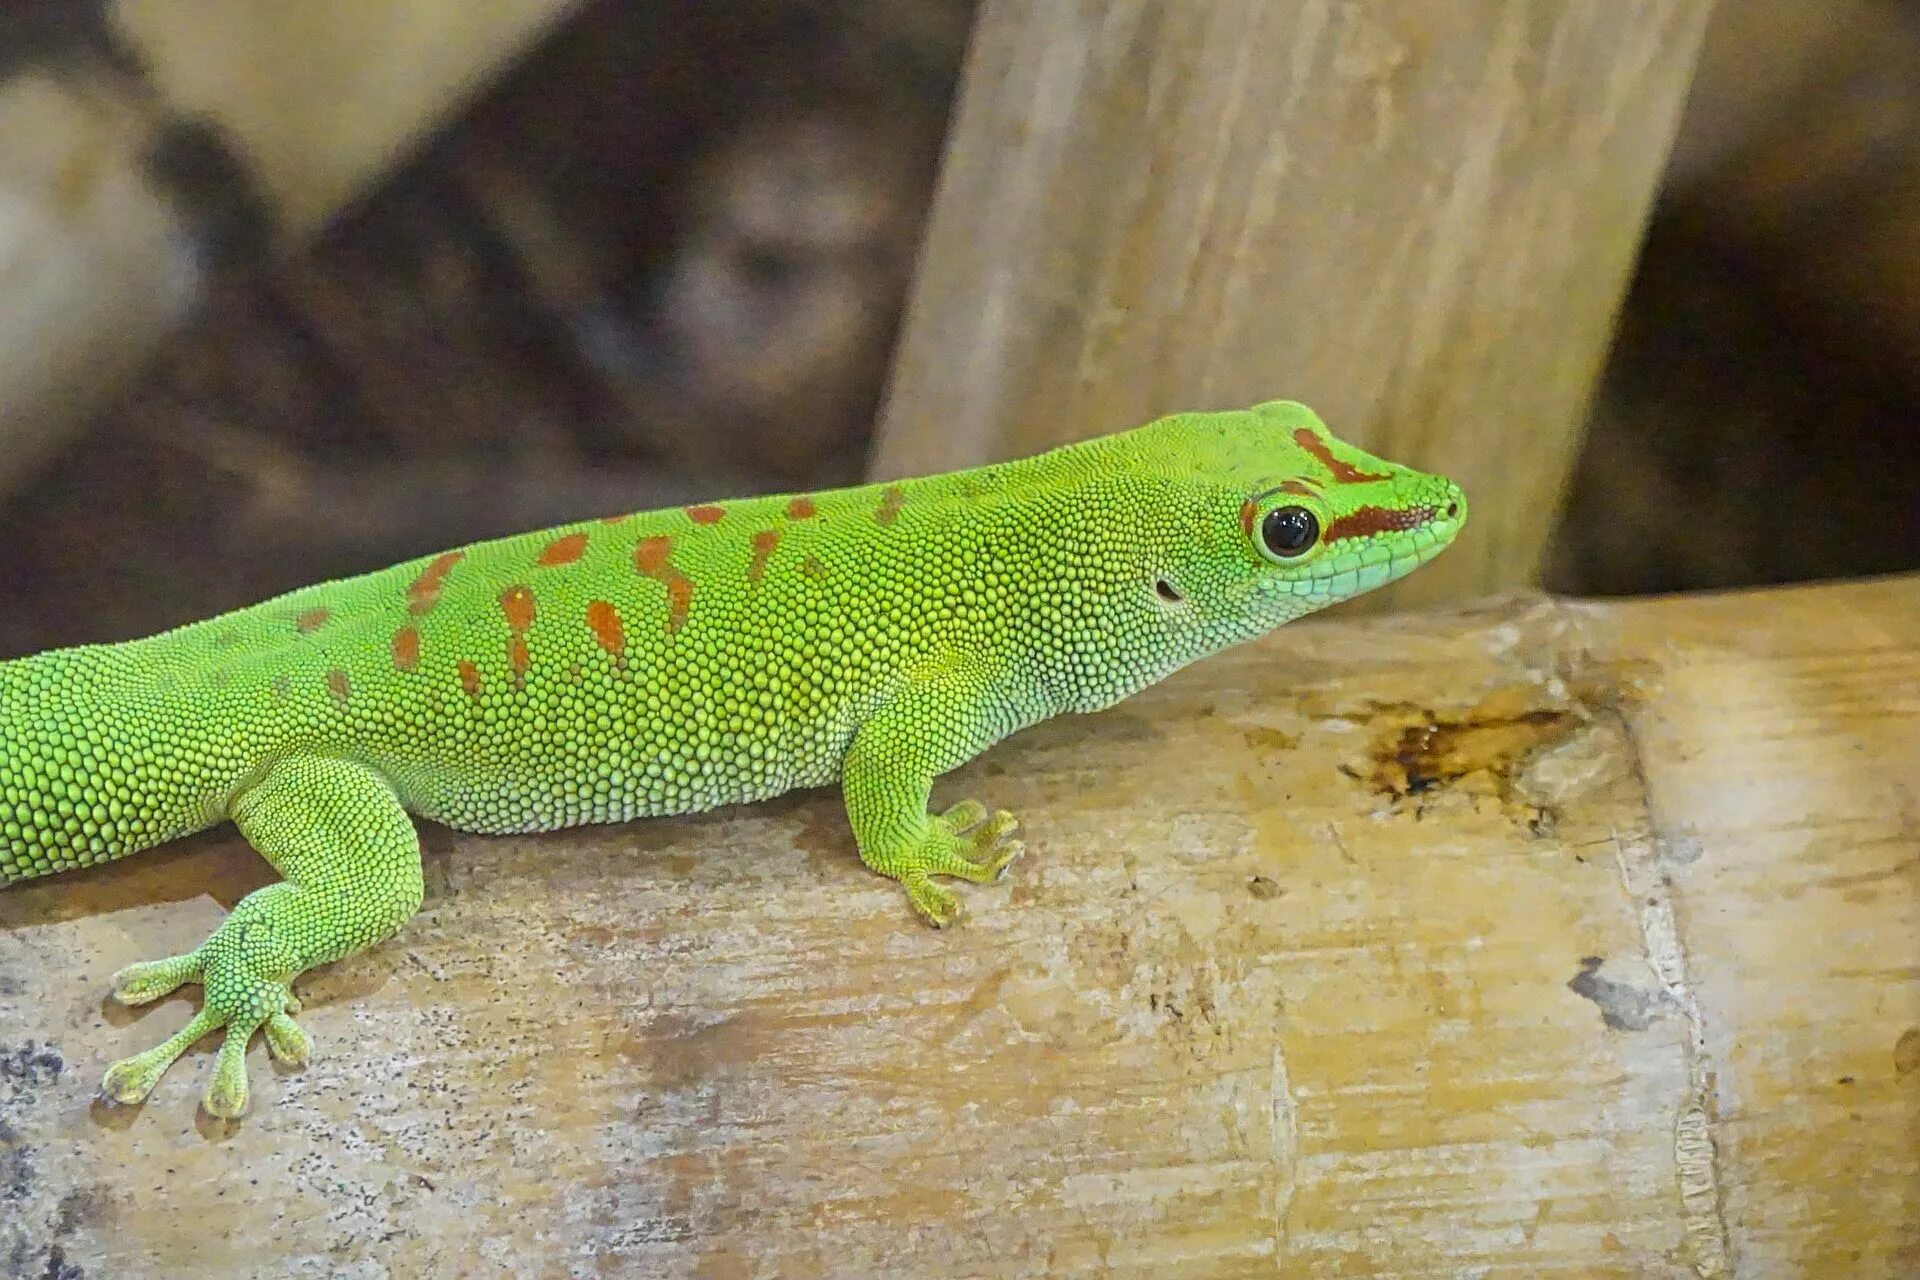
100, 940, 310, 1118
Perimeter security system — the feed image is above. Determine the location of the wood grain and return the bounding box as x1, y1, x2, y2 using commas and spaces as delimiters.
872, 0, 1717, 607
3, 574, 1916, 1276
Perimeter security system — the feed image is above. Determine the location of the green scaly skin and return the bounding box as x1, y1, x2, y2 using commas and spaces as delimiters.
0, 402, 1464, 1117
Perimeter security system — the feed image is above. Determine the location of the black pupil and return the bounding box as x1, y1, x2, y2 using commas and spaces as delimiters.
1261, 506, 1318, 557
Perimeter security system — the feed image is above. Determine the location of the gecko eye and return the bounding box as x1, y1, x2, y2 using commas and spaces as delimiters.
1260, 506, 1319, 558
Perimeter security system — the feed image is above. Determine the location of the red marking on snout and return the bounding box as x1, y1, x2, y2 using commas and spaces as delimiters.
1293, 429, 1391, 484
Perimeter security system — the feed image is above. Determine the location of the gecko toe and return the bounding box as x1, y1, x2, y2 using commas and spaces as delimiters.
263, 1011, 312, 1068
110, 952, 202, 1006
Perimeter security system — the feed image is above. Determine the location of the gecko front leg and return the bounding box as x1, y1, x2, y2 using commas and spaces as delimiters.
841, 661, 1026, 926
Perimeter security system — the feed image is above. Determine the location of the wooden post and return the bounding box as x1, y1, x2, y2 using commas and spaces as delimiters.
873, 0, 1718, 605
0, 0, 578, 497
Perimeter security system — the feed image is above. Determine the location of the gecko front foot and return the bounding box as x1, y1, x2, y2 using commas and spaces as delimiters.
886, 800, 1024, 928
100, 928, 312, 1118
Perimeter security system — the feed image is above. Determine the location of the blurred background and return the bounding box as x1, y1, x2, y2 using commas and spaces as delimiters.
0, 0, 1914, 655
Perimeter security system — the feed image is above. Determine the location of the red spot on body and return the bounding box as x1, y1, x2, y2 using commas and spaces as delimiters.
685, 504, 725, 525
500, 585, 537, 633
326, 669, 351, 705
457, 660, 483, 700
1293, 429, 1391, 484
1323, 505, 1437, 542
537, 533, 589, 567
748, 529, 780, 584
600, 514, 629, 526
391, 625, 421, 672
295, 607, 330, 633
1276, 480, 1318, 497
633, 535, 695, 634
585, 600, 626, 662
786, 496, 817, 520
634, 536, 673, 574
1239, 499, 1257, 539
875, 486, 906, 526
408, 551, 464, 615
664, 577, 693, 633
506, 635, 531, 686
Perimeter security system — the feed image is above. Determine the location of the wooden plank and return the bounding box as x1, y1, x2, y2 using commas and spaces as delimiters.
3, 574, 1915, 1275
872, 0, 1717, 606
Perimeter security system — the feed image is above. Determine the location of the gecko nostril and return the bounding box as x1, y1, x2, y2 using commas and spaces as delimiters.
1155, 578, 1184, 604
1444, 501, 1459, 520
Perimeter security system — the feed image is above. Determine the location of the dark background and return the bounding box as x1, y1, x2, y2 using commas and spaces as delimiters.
1, 0, 1914, 653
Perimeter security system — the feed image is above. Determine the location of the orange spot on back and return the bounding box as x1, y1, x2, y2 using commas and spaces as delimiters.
1239, 499, 1257, 539
326, 669, 351, 705
875, 486, 906, 526
633, 535, 695, 635
500, 584, 537, 633
585, 600, 626, 662
664, 577, 693, 633
1293, 429, 1391, 484
506, 635, 531, 686
748, 529, 780, 584
408, 551, 464, 615
391, 625, 421, 672
685, 504, 725, 525
457, 660, 483, 700
786, 496, 817, 520
536, 532, 589, 567
634, 535, 673, 574
295, 607, 330, 633
600, 514, 629, 526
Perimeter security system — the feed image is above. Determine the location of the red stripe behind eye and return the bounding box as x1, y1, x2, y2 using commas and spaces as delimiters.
1323, 505, 1436, 542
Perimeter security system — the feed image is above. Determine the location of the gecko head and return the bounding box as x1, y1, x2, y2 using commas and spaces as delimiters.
1134, 400, 1467, 648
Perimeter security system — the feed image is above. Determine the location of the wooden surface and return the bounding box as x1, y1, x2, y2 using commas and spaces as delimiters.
3, 574, 1917, 1277
872, 0, 1717, 606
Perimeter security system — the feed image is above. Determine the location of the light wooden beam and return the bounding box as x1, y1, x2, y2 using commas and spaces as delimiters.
5, 573, 1914, 1274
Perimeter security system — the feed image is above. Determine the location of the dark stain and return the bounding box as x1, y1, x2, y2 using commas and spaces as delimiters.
1242, 727, 1299, 754
1246, 875, 1285, 900
1363, 706, 1574, 799
1346, 692, 1581, 833
1567, 956, 1667, 1032
1895, 1027, 1920, 1077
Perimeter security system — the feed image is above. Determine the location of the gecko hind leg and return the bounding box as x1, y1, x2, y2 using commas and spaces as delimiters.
100, 756, 422, 1118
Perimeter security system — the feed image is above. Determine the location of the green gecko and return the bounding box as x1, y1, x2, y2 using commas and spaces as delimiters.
0, 401, 1463, 1117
